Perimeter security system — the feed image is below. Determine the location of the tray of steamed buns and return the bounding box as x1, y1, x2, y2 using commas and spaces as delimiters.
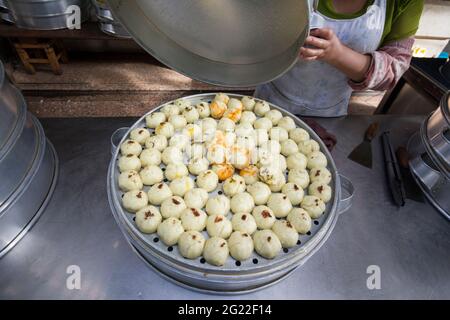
108, 93, 342, 278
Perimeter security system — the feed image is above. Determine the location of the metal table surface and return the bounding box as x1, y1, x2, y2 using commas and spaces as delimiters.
0, 115, 449, 300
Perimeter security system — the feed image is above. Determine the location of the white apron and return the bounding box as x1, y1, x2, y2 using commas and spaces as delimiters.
255, 0, 386, 117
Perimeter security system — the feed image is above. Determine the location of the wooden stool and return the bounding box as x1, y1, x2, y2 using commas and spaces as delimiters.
13, 39, 68, 75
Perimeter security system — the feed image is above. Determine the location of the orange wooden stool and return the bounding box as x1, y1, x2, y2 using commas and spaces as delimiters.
13, 39, 68, 75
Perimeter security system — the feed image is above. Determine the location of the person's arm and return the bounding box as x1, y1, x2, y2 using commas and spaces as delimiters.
300, 28, 414, 91
300, 28, 372, 82
348, 37, 414, 91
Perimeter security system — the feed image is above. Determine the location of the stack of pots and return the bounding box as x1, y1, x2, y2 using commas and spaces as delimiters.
91, 0, 130, 38
408, 91, 450, 219
1, 0, 90, 30
0, 61, 58, 257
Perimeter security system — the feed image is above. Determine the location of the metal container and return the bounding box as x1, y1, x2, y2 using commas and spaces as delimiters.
0, 61, 37, 209
99, 22, 130, 39
7, 0, 89, 30
91, 0, 130, 38
107, 93, 354, 294
0, 114, 59, 257
0, 110, 41, 208
0, 11, 14, 24
424, 91, 450, 176
408, 132, 449, 220
95, 7, 114, 22
0, 61, 26, 160
106, 0, 311, 87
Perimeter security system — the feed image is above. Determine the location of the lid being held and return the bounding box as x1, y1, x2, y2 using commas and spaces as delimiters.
107, 0, 310, 87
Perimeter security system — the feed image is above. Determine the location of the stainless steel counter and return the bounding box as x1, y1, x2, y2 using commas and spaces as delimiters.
0, 115, 449, 299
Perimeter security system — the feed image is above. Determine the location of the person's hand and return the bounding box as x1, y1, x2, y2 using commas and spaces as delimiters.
299, 28, 344, 64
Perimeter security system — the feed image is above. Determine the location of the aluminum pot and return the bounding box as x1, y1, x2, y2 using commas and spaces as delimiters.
107, 93, 354, 294
0, 114, 59, 258
106, 0, 312, 87
7, 0, 89, 30
0, 61, 26, 159
424, 91, 450, 176
7, 0, 86, 16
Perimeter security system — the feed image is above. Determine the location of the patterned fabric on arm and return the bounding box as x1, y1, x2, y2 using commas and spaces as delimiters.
348, 37, 415, 91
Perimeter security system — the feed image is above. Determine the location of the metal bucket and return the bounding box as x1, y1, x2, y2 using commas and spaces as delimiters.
7, 0, 89, 30
0, 114, 59, 258
106, 0, 311, 87
107, 93, 354, 293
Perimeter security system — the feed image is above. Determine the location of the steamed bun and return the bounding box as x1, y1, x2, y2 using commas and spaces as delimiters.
253, 230, 281, 259
157, 217, 184, 246
135, 205, 162, 234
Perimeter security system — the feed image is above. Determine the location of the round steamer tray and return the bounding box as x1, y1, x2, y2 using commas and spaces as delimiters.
107, 93, 354, 294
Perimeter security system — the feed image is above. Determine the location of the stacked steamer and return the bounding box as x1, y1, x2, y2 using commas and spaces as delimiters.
108, 93, 353, 293
408, 91, 450, 219
0, 61, 58, 257
91, 0, 130, 38
4, 0, 90, 30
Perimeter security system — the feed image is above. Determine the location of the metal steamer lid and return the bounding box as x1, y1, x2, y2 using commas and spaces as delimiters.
106, 0, 310, 87
108, 93, 342, 282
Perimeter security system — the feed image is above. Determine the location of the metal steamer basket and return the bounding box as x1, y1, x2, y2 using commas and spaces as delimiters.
107, 94, 354, 294
0, 61, 59, 257
0, 114, 59, 257
5, 0, 90, 30
0, 62, 26, 162
423, 91, 450, 177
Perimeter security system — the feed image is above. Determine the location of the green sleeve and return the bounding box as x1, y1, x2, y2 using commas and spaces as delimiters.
381, 0, 424, 45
